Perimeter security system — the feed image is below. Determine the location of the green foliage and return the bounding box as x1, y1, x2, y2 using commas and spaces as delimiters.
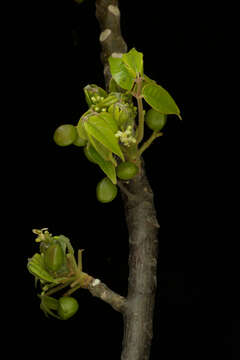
142, 83, 181, 118
86, 144, 117, 184
109, 77, 125, 93
109, 56, 135, 90
39, 295, 60, 319
109, 48, 144, 90
28, 253, 59, 284
30, 48, 182, 319
27, 229, 91, 319
52, 48, 181, 201
122, 48, 144, 77
83, 113, 125, 160
84, 84, 108, 107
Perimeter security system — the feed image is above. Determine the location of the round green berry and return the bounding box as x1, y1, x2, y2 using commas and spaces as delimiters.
116, 161, 139, 180
53, 124, 77, 146
145, 109, 167, 131
57, 296, 79, 320
73, 132, 88, 147
96, 177, 118, 203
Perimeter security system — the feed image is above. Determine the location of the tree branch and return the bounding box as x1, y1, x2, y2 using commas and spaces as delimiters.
96, 1, 160, 359
88, 278, 127, 313
96, 0, 127, 89
138, 131, 163, 156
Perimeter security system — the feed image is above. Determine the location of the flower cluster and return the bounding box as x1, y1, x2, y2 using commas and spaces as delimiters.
115, 125, 136, 147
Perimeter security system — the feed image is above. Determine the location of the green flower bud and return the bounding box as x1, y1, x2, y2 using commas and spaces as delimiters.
83, 84, 107, 107
73, 131, 88, 147
118, 108, 130, 126
44, 243, 65, 273
100, 94, 118, 108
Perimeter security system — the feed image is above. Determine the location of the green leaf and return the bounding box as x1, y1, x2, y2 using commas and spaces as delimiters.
109, 78, 125, 93
143, 74, 156, 84
84, 115, 125, 160
142, 83, 181, 119
39, 295, 61, 319
109, 56, 135, 91
27, 255, 59, 284
83, 84, 107, 107
77, 110, 92, 140
122, 48, 143, 77
39, 295, 59, 310
99, 112, 119, 134
87, 145, 117, 184
87, 134, 112, 161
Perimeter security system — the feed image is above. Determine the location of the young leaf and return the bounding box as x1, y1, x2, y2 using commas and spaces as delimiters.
109, 56, 135, 91
77, 110, 93, 140
87, 145, 117, 184
84, 84, 107, 100
143, 74, 156, 84
122, 48, 143, 77
39, 295, 59, 310
142, 83, 181, 118
87, 134, 112, 161
84, 115, 125, 160
99, 112, 119, 134
109, 78, 125, 93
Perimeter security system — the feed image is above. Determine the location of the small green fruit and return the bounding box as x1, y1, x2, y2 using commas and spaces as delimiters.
116, 161, 139, 180
53, 124, 77, 146
73, 132, 87, 147
44, 243, 64, 272
96, 177, 118, 203
58, 296, 79, 320
145, 109, 167, 131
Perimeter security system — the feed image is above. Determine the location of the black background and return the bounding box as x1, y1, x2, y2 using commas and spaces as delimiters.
9, 0, 237, 358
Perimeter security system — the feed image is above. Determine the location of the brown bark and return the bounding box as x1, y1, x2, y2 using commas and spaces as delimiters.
120, 162, 159, 360
88, 278, 127, 313
95, 1, 160, 359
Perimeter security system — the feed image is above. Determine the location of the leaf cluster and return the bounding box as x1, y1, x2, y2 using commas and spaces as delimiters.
53, 48, 181, 199
27, 229, 91, 319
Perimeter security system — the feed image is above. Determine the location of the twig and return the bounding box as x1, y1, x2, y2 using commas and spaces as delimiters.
96, 1, 160, 359
88, 278, 127, 313
117, 180, 136, 200
138, 131, 163, 156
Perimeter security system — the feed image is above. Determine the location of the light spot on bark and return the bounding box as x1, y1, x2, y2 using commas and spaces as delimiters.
100, 29, 111, 42
108, 5, 120, 16
111, 52, 123, 58
91, 278, 101, 287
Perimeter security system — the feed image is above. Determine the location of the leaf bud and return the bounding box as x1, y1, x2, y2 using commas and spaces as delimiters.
44, 243, 65, 273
